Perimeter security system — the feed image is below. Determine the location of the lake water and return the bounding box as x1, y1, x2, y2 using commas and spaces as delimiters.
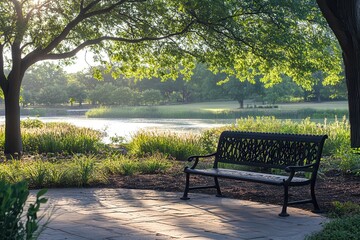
4, 116, 234, 143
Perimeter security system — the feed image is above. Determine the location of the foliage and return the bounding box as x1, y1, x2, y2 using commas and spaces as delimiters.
222, 76, 258, 108
1, 0, 342, 85
0, 180, 47, 240
0, 0, 344, 156
328, 201, 360, 218
201, 116, 349, 154
22, 63, 69, 106
22, 122, 103, 154
101, 153, 171, 176
0, 120, 104, 154
0, 154, 173, 188
200, 116, 360, 173
129, 131, 205, 161
86, 104, 349, 119
20, 118, 44, 129
306, 214, 360, 240
140, 89, 163, 105
20, 63, 347, 108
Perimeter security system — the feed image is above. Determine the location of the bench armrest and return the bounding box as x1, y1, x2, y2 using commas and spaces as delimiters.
284, 163, 316, 173
283, 163, 316, 184
187, 153, 217, 169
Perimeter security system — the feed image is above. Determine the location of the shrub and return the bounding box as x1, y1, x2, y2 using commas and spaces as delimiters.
0, 180, 47, 240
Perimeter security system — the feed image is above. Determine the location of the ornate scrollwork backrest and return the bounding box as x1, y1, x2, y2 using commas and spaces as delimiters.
215, 131, 327, 169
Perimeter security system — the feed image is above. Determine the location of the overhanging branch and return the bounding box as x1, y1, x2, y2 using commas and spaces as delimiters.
44, 21, 195, 61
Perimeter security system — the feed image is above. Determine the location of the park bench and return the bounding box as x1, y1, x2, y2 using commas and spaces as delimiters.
180, 131, 328, 216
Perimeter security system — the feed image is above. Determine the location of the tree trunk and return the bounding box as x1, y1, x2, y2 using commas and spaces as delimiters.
237, 99, 244, 109
3, 82, 22, 159
317, 0, 360, 147
344, 52, 360, 148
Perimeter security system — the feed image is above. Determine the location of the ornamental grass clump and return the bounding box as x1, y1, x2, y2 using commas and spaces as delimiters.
15, 120, 104, 154
128, 130, 205, 161
201, 116, 350, 156
0, 153, 173, 188
100, 153, 172, 176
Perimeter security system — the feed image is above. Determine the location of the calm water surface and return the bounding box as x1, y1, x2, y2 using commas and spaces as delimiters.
9, 116, 234, 143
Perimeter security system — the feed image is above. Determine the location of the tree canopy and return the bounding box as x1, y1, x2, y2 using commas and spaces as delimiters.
0, 0, 343, 156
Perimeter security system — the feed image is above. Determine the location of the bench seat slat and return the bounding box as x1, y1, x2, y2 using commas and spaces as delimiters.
184, 168, 310, 186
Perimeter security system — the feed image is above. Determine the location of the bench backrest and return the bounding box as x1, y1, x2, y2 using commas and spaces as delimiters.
215, 131, 328, 171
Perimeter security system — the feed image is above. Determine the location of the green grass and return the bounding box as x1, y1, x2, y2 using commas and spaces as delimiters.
306, 202, 360, 240
306, 215, 360, 240
123, 115, 358, 173
86, 101, 349, 119
201, 116, 350, 154
0, 154, 173, 188
0, 120, 104, 154
128, 130, 205, 161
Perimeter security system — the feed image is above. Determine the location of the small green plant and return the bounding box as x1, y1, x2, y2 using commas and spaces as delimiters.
328, 201, 360, 218
0, 180, 48, 240
25, 160, 51, 188
138, 155, 172, 174
20, 118, 44, 128
72, 155, 97, 187
110, 134, 126, 145
120, 159, 139, 175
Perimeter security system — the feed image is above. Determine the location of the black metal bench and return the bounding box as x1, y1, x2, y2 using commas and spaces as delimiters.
180, 131, 328, 216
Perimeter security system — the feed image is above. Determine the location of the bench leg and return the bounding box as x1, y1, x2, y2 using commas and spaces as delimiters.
180, 173, 190, 200
311, 183, 321, 213
214, 177, 223, 197
279, 185, 289, 217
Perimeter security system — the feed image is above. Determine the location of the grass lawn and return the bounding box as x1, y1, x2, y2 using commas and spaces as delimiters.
278, 101, 348, 110
85, 100, 349, 119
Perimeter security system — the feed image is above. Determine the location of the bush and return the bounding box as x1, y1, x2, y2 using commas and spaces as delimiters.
0, 180, 47, 240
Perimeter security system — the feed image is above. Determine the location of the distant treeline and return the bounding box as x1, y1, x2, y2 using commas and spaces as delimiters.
20, 63, 347, 108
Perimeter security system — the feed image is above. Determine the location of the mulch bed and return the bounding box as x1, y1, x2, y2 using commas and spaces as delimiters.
107, 170, 360, 213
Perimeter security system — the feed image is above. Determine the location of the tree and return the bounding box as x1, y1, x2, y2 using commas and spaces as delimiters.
22, 63, 68, 105
263, 77, 303, 104
0, 0, 341, 157
316, 0, 360, 147
37, 85, 68, 105
112, 87, 135, 106
141, 89, 163, 105
67, 83, 87, 107
222, 76, 257, 108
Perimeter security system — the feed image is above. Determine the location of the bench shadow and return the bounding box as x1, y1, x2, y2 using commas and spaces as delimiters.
31, 188, 326, 240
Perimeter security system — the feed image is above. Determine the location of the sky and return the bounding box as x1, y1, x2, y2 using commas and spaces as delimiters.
62, 50, 96, 73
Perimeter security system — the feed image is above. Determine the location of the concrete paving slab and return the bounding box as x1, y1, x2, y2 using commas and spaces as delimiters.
28, 188, 326, 240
